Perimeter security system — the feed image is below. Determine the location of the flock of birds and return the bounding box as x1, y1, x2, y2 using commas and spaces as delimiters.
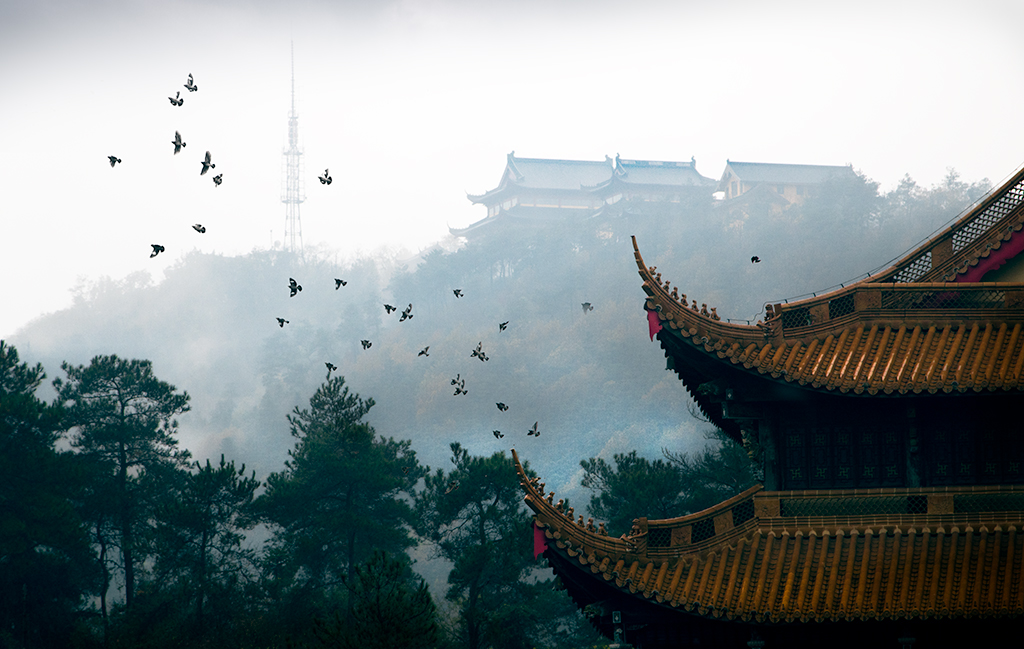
105, 73, 616, 476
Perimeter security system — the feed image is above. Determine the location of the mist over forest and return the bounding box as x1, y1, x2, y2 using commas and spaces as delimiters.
9, 166, 990, 504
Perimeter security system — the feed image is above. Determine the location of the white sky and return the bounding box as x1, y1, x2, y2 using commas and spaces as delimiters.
3, 0, 1024, 338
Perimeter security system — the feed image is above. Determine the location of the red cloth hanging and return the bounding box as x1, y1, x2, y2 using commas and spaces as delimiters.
533, 522, 548, 559
647, 308, 662, 341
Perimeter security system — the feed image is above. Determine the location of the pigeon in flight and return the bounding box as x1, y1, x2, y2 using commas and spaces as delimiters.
288, 278, 302, 297
384, 304, 397, 314
107, 156, 121, 168
200, 151, 215, 175
276, 318, 289, 328
751, 256, 761, 263
451, 374, 467, 396
496, 403, 508, 412
471, 342, 489, 362
453, 289, 463, 298
171, 131, 186, 154
150, 244, 165, 258
499, 321, 508, 331
325, 362, 337, 379
192, 224, 206, 233
168, 91, 183, 106
319, 169, 332, 185
418, 346, 430, 357
399, 304, 413, 322
335, 279, 347, 289
402, 466, 410, 475
527, 422, 540, 437
582, 302, 594, 313
212, 174, 222, 186
493, 430, 504, 439
361, 340, 372, 350
445, 481, 459, 495
184, 73, 198, 92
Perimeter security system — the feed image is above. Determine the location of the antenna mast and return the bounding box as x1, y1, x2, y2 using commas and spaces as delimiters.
281, 41, 305, 256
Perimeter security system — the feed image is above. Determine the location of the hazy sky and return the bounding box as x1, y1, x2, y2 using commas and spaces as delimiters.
3, 0, 1024, 338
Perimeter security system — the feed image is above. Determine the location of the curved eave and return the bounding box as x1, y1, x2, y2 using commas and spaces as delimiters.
513, 453, 1024, 624
871, 163, 1024, 284
633, 237, 1024, 397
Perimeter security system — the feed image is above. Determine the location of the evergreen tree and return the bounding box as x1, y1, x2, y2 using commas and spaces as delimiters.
0, 341, 97, 649
256, 377, 425, 634
54, 355, 192, 614
311, 550, 440, 649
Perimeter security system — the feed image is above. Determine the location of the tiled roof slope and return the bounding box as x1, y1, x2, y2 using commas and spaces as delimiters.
514, 450, 1024, 624
718, 161, 852, 188
870, 164, 1024, 284
634, 236, 1024, 395
468, 153, 614, 202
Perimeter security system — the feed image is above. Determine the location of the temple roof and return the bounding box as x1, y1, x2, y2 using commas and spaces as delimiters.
467, 153, 614, 203
515, 449, 1024, 624
635, 163, 1024, 401
717, 161, 853, 192
585, 157, 716, 191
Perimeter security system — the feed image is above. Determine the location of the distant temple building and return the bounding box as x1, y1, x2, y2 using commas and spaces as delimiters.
515, 164, 1024, 647
452, 152, 716, 239
717, 160, 854, 218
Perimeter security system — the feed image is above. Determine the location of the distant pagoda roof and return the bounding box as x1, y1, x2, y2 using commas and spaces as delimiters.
717, 161, 853, 192
467, 153, 615, 204
515, 448, 1024, 626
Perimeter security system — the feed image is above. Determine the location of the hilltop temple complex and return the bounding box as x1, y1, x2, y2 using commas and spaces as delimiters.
514, 163, 1024, 647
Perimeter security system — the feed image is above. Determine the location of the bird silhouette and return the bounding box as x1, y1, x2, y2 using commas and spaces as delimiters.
184, 73, 198, 92
402, 466, 410, 475
319, 169, 332, 185
751, 256, 761, 263
399, 304, 413, 322
582, 302, 594, 313
276, 318, 289, 328
527, 422, 540, 437
471, 342, 489, 362
150, 244, 165, 258
325, 362, 337, 379
168, 91, 183, 106
453, 289, 463, 298
192, 224, 206, 233
384, 304, 397, 314
212, 174, 222, 186
445, 481, 459, 495
288, 278, 302, 297
171, 131, 186, 154
499, 321, 509, 331
493, 430, 504, 439
335, 279, 347, 289
200, 151, 215, 175
453, 385, 468, 396
496, 403, 508, 412
361, 340, 372, 350
418, 346, 430, 357
107, 155, 121, 167
451, 374, 461, 386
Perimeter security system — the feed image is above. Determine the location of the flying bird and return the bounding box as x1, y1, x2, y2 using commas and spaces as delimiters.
184, 73, 198, 92
451, 374, 461, 385
402, 466, 410, 475
325, 362, 337, 379
582, 302, 594, 313
150, 244, 165, 258
499, 321, 508, 331
171, 131, 186, 154
107, 156, 121, 167
319, 169, 332, 185
493, 430, 504, 439
496, 403, 508, 412
361, 340, 372, 350
168, 91, 183, 106
200, 151, 215, 175
445, 481, 459, 495
276, 318, 289, 328
192, 224, 206, 233
453, 289, 463, 298
384, 304, 397, 314
335, 279, 347, 289
751, 256, 761, 263
471, 342, 488, 362
212, 174, 222, 186
399, 304, 413, 322
288, 278, 302, 297
418, 346, 430, 357
527, 422, 540, 437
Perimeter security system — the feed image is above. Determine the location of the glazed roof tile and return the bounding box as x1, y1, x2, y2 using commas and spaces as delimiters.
515, 450, 1024, 623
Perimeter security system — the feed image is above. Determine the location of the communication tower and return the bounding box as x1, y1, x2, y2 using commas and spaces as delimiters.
281, 42, 305, 255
